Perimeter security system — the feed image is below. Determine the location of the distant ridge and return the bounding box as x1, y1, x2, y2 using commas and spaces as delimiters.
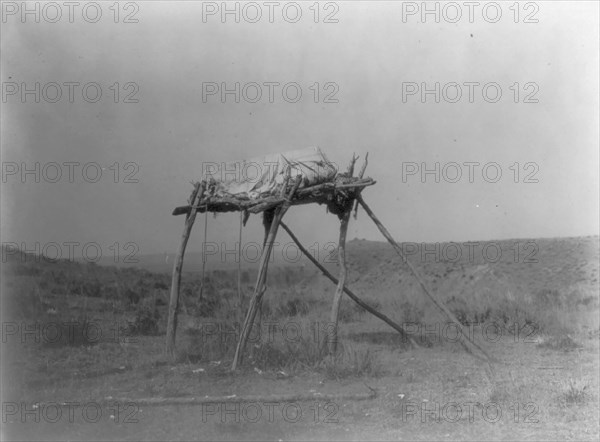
95, 235, 600, 274
3, 236, 598, 276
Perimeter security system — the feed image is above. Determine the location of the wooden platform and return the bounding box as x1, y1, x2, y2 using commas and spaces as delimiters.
172, 176, 376, 215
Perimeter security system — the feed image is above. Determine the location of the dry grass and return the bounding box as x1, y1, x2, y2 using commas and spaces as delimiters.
1, 236, 598, 440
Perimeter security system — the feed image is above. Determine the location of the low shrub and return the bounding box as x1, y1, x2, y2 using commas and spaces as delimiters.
126, 303, 160, 336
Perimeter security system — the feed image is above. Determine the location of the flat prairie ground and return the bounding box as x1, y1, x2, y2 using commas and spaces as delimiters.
1, 236, 599, 441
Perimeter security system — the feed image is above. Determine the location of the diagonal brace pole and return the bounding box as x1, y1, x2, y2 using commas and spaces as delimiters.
280, 222, 419, 348
357, 195, 494, 365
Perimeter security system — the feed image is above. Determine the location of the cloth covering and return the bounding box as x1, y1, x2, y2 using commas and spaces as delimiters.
202, 147, 337, 199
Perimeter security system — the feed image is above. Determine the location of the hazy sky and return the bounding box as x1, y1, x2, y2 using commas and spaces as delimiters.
2, 1, 598, 260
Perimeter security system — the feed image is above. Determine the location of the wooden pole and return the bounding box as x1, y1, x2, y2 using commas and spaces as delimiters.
237, 210, 243, 315
327, 155, 357, 355
254, 211, 273, 340
328, 209, 351, 355
279, 222, 418, 348
231, 176, 302, 370
199, 210, 208, 302
166, 182, 204, 357
353, 153, 368, 218
357, 195, 494, 364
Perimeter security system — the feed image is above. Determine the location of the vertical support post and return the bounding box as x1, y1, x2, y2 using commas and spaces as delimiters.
231, 176, 301, 370
328, 155, 357, 355
328, 209, 351, 355
254, 211, 273, 338
166, 182, 204, 357
199, 210, 208, 302
237, 210, 244, 313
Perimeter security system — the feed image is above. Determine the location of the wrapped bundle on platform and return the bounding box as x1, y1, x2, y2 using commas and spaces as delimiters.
202, 146, 338, 200
172, 147, 375, 215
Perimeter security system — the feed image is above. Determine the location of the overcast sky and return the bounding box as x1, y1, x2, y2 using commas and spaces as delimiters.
2, 1, 598, 261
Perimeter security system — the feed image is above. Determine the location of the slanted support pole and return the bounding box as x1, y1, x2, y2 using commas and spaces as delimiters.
357, 195, 494, 365
232, 176, 302, 370
279, 222, 418, 348
166, 182, 204, 357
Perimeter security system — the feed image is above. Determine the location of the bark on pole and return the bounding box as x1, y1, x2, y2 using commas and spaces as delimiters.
357, 195, 494, 365
166, 182, 204, 357
231, 176, 301, 370
279, 221, 418, 348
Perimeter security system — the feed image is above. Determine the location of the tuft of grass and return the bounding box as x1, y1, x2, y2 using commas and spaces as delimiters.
559, 379, 590, 406
488, 384, 511, 404
283, 325, 330, 371
487, 377, 536, 405
249, 342, 291, 370
323, 345, 384, 380
184, 320, 238, 362
276, 297, 310, 317
42, 316, 100, 348
125, 301, 160, 336
537, 334, 581, 352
